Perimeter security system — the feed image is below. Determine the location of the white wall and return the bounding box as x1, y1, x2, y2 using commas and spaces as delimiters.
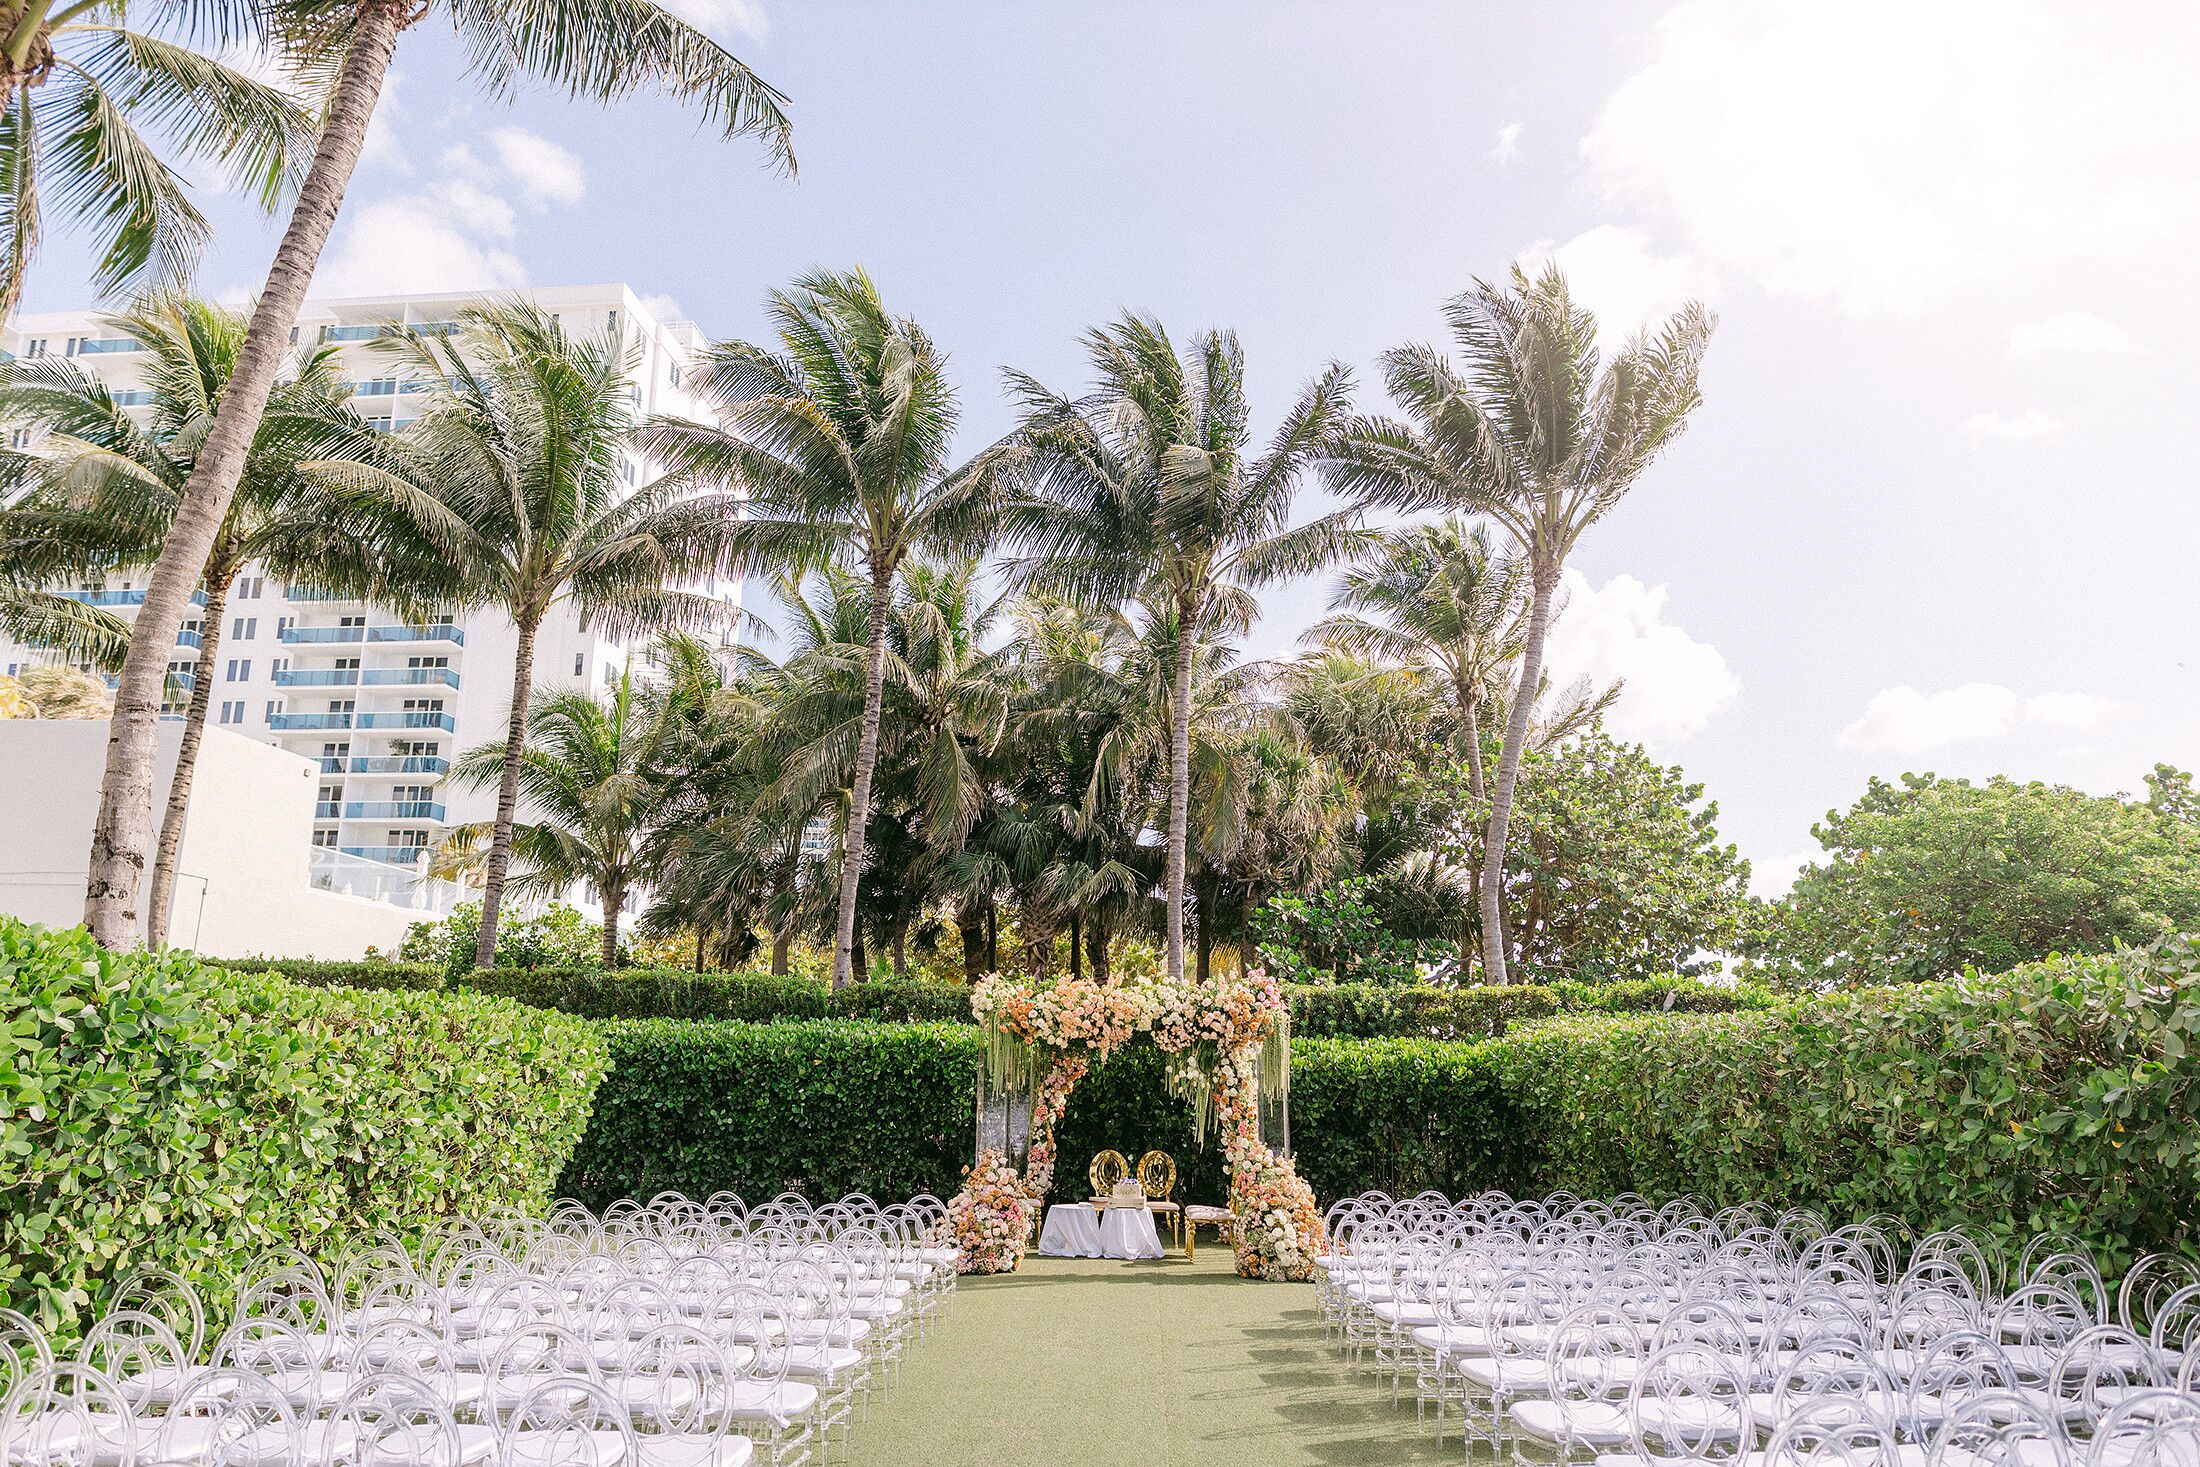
0, 721, 421, 958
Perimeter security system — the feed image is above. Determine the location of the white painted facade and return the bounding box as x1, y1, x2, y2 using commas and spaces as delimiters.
0, 720, 461, 956
0, 284, 737, 898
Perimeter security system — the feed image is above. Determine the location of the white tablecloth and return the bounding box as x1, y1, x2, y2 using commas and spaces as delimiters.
1038, 1203, 1103, 1258
1037, 1203, 1165, 1260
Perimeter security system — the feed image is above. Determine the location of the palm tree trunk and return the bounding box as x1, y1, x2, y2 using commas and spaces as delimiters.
146, 560, 230, 947
890, 922, 906, 981
986, 902, 998, 975
81, 0, 405, 948
1067, 914, 1081, 981
1456, 678, 1487, 981
693, 927, 705, 972
1090, 915, 1110, 984
1477, 567, 1558, 986
475, 607, 539, 970
831, 567, 894, 990
770, 932, 791, 976
600, 880, 624, 970
1164, 593, 1198, 984
960, 903, 985, 979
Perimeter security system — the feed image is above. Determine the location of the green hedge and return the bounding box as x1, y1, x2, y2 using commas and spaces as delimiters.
460, 967, 971, 1024
1285, 975, 1773, 1039
558, 1020, 983, 1209
1481, 941, 2200, 1265
200, 955, 445, 990
2, 921, 606, 1336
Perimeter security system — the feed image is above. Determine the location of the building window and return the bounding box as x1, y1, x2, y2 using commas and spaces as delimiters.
24, 339, 45, 358
225, 658, 250, 682
312, 830, 337, 848
272, 657, 288, 677
574, 653, 584, 677
265, 700, 282, 723
356, 378, 398, 396
231, 617, 256, 640
276, 616, 293, 637
219, 701, 243, 724
237, 576, 262, 599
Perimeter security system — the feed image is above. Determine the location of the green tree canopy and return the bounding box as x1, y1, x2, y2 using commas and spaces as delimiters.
1744, 770, 2200, 988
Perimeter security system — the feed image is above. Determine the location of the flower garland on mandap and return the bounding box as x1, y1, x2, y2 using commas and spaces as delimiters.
944, 969, 1326, 1282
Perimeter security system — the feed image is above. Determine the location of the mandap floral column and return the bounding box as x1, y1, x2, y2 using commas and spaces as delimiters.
1021, 1054, 1088, 1201
1214, 1038, 1325, 1281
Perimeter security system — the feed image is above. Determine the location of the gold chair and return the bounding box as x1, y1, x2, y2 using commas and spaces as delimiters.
1136, 1150, 1181, 1247
1184, 1205, 1233, 1262
1088, 1149, 1128, 1203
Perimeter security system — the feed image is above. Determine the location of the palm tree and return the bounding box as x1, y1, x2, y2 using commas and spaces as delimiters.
644, 270, 1000, 988
1329, 266, 1713, 983
1308, 518, 1523, 800
447, 669, 683, 970
0, 0, 318, 324
81, 0, 790, 951
993, 316, 1359, 984
0, 496, 130, 666
0, 294, 380, 946
308, 301, 747, 970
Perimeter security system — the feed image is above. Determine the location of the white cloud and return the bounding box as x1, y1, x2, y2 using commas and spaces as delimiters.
1493, 122, 1523, 164
2023, 691, 2117, 733
1836, 682, 2119, 753
1515, 226, 1717, 352
1578, 0, 2200, 311
1838, 683, 2020, 753
1543, 569, 1740, 746
2008, 312, 2133, 355
360, 71, 407, 174
489, 127, 586, 208
658, 0, 768, 40
1963, 410, 2061, 441
313, 195, 527, 299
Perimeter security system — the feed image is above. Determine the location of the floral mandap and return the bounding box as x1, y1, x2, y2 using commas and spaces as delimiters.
944, 969, 1326, 1282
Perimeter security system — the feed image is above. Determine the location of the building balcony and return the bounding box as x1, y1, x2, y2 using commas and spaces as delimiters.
367, 623, 464, 647
60, 588, 207, 608
360, 667, 460, 688
284, 585, 360, 602
281, 625, 365, 645
269, 713, 353, 731
175, 628, 202, 649
349, 755, 450, 776
314, 801, 341, 819
317, 757, 346, 774
342, 800, 446, 821
339, 845, 428, 865
355, 711, 456, 732
275, 668, 360, 687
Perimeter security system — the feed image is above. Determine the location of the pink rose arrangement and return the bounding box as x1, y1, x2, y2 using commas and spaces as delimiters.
946, 1149, 1033, 1275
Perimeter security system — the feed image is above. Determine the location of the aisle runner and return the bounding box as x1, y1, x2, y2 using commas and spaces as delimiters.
839, 1250, 1451, 1467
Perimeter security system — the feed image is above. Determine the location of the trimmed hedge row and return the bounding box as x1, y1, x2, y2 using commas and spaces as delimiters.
3, 921, 605, 1336
557, 943, 2200, 1266
200, 955, 444, 990
228, 956, 1769, 1038
558, 1020, 982, 1209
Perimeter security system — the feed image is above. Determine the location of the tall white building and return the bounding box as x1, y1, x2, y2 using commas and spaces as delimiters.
1, 284, 737, 908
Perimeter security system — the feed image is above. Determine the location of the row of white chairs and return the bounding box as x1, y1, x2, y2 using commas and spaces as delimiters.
1317, 1190, 2200, 1467
0, 1190, 961, 1467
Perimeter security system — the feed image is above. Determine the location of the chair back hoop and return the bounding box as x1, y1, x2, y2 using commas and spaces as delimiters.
1089, 1150, 1129, 1194
1137, 1151, 1177, 1200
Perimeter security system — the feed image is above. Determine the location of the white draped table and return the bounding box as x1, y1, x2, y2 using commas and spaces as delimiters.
1037, 1203, 1166, 1260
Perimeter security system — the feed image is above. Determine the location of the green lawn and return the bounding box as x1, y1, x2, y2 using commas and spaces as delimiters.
842, 1250, 1456, 1467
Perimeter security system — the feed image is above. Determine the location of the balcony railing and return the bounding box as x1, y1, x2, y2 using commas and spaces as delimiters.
349, 755, 450, 776
309, 846, 464, 914
360, 667, 459, 688
339, 845, 428, 865
284, 585, 359, 602
343, 800, 446, 821
355, 711, 455, 732
317, 757, 346, 774
269, 713, 353, 731
314, 801, 341, 819
280, 625, 365, 645
61, 588, 207, 608
175, 628, 202, 649
275, 668, 360, 687
367, 624, 464, 646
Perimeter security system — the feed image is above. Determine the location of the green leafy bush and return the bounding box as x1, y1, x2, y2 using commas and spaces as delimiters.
559, 1019, 982, 1207
1286, 975, 1774, 1039
1254, 875, 1443, 985
1, 919, 606, 1336
398, 902, 615, 976
200, 956, 445, 990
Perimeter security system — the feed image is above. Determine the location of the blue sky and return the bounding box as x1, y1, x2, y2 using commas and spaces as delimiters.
25, 1, 2200, 890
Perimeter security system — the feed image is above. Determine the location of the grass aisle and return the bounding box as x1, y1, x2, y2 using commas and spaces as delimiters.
843, 1249, 1455, 1467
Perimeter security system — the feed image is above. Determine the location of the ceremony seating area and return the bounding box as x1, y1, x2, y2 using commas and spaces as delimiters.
1319, 1190, 2200, 1466
0, 1191, 961, 1467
